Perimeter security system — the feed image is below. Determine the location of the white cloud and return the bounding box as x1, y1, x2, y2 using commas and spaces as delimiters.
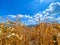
43, 15, 53, 19
34, 13, 43, 22
8, 15, 16, 18
8, 14, 24, 18
28, 19, 40, 24
24, 15, 33, 19
28, 2, 60, 24
43, 2, 60, 15
8, 14, 33, 19
34, 13, 42, 18
17, 14, 24, 18
57, 2, 60, 5
55, 17, 60, 20
28, 13, 43, 23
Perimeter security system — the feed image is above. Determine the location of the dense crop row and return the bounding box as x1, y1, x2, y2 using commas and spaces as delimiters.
0, 21, 60, 45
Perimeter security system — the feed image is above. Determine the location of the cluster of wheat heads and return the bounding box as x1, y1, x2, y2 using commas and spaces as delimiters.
0, 21, 60, 45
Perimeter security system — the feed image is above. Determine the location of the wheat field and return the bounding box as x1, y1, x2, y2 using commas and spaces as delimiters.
0, 21, 60, 45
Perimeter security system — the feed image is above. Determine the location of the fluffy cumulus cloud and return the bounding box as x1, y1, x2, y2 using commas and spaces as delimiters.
34, 13, 42, 18
8, 14, 33, 19
28, 2, 60, 23
42, 2, 60, 22
8, 15, 16, 18
39, 2, 60, 21
24, 15, 33, 19
56, 17, 60, 20
43, 2, 60, 15
28, 13, 43, 23
33, 13, 43, 22
17, 14, 24, 18
8, 14, 24, 18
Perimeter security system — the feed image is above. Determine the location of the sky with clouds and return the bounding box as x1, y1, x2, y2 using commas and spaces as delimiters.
0, 0, 60, 25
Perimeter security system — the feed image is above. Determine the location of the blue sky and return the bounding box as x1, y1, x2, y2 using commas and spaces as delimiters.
0, 0, 60, 25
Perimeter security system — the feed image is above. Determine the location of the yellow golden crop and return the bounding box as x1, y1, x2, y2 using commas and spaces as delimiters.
0, 22, 59, 45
